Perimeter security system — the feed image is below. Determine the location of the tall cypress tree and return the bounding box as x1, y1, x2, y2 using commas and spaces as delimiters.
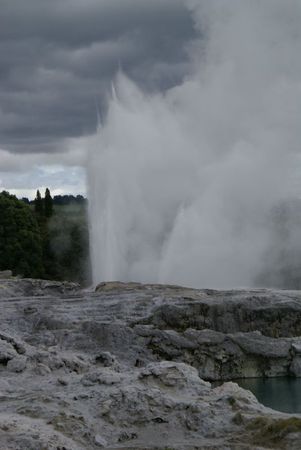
44, 188, 53, 218
34, 190, 44, 216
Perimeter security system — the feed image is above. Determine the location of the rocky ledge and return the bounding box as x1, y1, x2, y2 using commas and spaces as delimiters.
0, 279, 301, 449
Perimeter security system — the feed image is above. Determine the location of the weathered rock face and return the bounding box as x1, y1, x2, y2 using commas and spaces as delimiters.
93, 282, 301, 380
1, 279, 301, 449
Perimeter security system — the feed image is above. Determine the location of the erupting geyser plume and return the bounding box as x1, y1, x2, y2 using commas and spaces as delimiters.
88, 0, 301, 288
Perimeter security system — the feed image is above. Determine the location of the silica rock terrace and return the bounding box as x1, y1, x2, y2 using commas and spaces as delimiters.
1, 277, 301, 449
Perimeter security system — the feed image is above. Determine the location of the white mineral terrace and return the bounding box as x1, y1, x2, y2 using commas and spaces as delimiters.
0, 278, 301, 449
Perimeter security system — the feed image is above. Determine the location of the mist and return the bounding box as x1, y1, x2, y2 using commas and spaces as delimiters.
87, 0, 301, 288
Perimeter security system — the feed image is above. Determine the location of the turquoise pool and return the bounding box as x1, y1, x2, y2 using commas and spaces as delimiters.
235, 378, 301, 414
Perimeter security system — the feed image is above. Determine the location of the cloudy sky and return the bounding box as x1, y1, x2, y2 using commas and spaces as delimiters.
0, 0, 198, 198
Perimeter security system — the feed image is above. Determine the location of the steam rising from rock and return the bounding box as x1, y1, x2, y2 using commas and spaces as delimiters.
88, 0, 301, 288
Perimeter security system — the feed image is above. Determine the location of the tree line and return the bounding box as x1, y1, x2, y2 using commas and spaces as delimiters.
0, 189, 91, 285
22, 193, 86, 206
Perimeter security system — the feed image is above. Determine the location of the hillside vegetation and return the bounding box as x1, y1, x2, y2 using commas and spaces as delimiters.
0, 190, 91, 285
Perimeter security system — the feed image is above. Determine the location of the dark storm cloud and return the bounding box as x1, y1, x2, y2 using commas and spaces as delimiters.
0, 0, 197, 153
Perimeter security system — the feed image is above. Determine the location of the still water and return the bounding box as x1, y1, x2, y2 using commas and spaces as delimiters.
235, 378, 301, 414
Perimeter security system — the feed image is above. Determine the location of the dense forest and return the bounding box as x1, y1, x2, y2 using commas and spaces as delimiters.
0, 190, 91, 286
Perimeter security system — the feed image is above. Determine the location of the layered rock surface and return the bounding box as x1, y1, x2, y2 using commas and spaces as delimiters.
0, 278, 301, 448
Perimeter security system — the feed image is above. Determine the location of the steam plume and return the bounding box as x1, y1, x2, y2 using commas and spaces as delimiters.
88, 0, 301, 288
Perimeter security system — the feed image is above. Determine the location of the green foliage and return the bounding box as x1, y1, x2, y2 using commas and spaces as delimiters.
44, 188, 53, 218
0, 190, 91, 285
34, 190, 44, 216
0, 191, 44, 277
52, 194, 86, 206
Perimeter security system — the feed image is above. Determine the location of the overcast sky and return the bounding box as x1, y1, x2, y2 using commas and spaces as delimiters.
0, 0, 198, 198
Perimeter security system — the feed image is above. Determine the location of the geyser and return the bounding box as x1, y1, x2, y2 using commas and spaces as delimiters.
88, 0, 301, 288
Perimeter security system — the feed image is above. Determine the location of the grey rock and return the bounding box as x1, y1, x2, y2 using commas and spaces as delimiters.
62, 354, 89, 373
0, 277, 80, 298
139, 361, 211, 393
7, 355, 27, 372
0, 379, 10, 391
34, 362, 51, 375
0, 339, 17, 363
292, 342, 301, 355
0, 332, 26, 355
290, 357, 301, 376
95, 351, 117, 367
81, 368, 122, 386
0, 279, 300, 449
57, 376, 69, 386
94, 434, 107, 447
